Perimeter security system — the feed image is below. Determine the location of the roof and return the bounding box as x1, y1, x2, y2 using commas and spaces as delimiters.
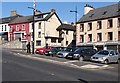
10, 16, 33, 24
0, 15, 22, 24
35, 12, 62, 24
56, 24, 76, 31
77, 4, 120, 23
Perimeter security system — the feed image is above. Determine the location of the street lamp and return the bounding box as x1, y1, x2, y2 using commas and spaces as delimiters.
28, 7, 35, 54
70, 6, 78, 47
70, 6, 78, 25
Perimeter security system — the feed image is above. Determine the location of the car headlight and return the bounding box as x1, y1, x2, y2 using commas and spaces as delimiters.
49, 51, 52, 54
74, 54, 79, 56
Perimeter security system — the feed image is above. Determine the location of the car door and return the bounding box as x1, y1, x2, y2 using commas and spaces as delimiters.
109, 51, 116, 62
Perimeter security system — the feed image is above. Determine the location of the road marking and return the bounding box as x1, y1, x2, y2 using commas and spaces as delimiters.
63, 60, 79, 63
80, 64, 109, 69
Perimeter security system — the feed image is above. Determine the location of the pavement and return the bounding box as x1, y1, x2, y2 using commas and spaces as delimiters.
10, 49, 119, 70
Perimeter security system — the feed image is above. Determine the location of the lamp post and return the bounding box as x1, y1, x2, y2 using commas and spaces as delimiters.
70, 6, 78, 47
70, 6, 77, 25
28, 7, 35, 54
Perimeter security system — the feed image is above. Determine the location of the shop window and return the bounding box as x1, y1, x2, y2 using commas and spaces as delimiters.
51, 38, 56, 43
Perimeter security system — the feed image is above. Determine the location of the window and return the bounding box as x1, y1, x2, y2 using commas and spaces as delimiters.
88, 23, 92, 31
36, 40, 41, 46
118, 31, 120, 41
80, 35, 84, 42
97, 33, 102, 41
10, 26, 13, 32
118, 18, 120, 27
58, 39, 62, 43
16, 25, 20, 31
80, 24, 84, 32
38, 23, 41, 29
66, 41, 68, 45
66, 31, 68, 35
22, 24, 25, 30
108, 32, 113, 41
38, 32, 41, 38
5, 25, 7, 31
88, 34, 92, 42
51, 38, 56, 43
108, 19, 113, 28
2, 25, 3, 31
97, 21, 102, 29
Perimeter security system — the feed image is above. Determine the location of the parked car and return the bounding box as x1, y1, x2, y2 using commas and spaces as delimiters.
66, 48, 97, 61
35, 46, 52, 55
56, 48, 76, 58
45, 47, 63, 56
91, 50, 119, 64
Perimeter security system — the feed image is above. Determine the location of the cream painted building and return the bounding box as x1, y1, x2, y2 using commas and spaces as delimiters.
30, 9, 75, 49
76, 4, 120, 52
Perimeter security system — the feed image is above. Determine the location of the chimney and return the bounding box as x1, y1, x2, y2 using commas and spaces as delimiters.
51, 9, 56, 13
84, 4, 94, 15
35, 10, 42, 15
11, 10, 17, 16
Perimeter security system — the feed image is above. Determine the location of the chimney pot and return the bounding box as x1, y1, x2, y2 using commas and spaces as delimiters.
11, 10, 17, 16
51, 9, 56, 13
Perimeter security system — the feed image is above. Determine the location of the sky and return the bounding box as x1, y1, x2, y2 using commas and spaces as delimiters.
1, 2, 118, 23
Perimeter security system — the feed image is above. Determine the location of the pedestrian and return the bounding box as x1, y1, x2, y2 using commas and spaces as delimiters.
27, 42, 31, 53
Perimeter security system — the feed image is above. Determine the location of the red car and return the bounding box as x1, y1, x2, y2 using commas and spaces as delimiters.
35, 46, 52, 55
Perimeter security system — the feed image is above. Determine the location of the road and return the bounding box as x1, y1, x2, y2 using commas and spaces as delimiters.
2, 49, 119, 82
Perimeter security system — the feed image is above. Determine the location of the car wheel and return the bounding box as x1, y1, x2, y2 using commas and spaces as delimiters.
79, 56, 84, 62
104, 59, 109, 64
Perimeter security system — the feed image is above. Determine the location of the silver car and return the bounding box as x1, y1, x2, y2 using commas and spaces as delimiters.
56, 48, 76, 58
91, 50, 119, 64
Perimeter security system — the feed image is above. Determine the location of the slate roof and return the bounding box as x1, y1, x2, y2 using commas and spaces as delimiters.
0, 14, 22, 24
56, 24, 76, 31
10, 16, 33, 24
77, 4, 120, 23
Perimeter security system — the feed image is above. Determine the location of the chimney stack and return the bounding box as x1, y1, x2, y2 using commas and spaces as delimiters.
84, 4, 94, 15
51, 9, 56, 13
35, 10, 42, 15
11, 10, 17, 16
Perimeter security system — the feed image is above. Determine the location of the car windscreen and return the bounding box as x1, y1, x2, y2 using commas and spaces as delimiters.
98, 50, 109, 55
63, 48, 72, 52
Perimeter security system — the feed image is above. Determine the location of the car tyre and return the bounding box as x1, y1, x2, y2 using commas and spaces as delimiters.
104, 59, 109, 64
79, 56, 84, 62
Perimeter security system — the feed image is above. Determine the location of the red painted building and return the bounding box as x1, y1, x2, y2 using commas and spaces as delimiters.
9, 16, 32, 41
9, 16, 32, 48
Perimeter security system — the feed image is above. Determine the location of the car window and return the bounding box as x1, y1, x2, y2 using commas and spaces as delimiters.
114, 51, 118, 55
110, 51, 115, 55
98, 50, 109, 55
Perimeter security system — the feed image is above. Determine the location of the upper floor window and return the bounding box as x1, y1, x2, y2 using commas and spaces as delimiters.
88, 34, 92, 42
80, 24, 84, 32
5, 25, 7, 31
51, 38, 56, 43
38, 23, 41, 29
16, 25, 20, 31
38, 32, 41, 38
108, 32, 113, 41
97, 21, 102, 29
88, 23, 92, 31
118, 18, 120, 27
97, 33, 102, 41
80, 35, 84, 43
108, 19, 113, 28
22, 24, 25, 30
66, 30, 68, 35
2, 25, 3, 31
